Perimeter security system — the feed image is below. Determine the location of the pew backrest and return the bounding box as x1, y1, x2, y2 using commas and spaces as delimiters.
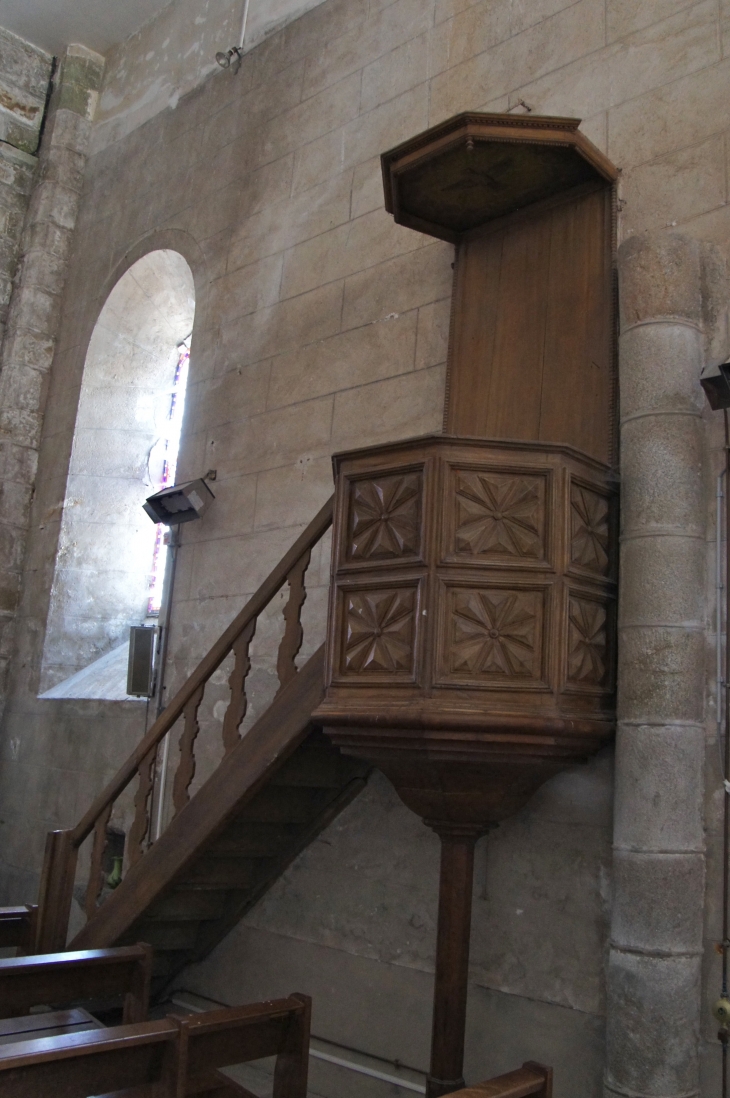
171, 993, 311, 1098
0, 990, 310, 1098
0, 1016, 177, 1098
0, 907, 38, 955
0, 942, 152, 1022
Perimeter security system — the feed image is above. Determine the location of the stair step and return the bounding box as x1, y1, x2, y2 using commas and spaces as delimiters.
133, 919, 201, 952
151, 948, 192, 980
144, 890, 229, 923
179, 857, 269, 890
270, 747, 365, 788
236, 786, 335, 823
208, 822, 299, 858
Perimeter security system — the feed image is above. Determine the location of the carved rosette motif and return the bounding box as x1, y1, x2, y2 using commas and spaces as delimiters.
322, 439, 616, 748
570, 483, 609, 575
343, 587, 416, 674
448, 588, 540, 679
567, 596, 608, 686
348, 473, 421, 561
453, 471, 544, 561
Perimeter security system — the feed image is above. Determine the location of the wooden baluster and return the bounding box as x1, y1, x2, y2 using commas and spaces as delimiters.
84, 803, 112, 920
127, 749, 156, 868
172, 684, 205, 816
35, 830, 78, 953
222, 619, 256, 755
276, 549, 311, 691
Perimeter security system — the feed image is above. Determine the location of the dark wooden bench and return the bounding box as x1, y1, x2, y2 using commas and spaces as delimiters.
0, 943, 152, 1023
170, 993, 310, 1096
0, 992, 310, 1098
0, 1017, 177, 1097
0, 1006, 104, 1046
445, 1063, 552, 1098
0, 907, 38, 955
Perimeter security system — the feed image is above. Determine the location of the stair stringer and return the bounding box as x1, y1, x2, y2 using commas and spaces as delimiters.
70, 647, 370, 971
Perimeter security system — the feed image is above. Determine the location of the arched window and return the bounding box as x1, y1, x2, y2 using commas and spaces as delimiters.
40, 250, 195, 699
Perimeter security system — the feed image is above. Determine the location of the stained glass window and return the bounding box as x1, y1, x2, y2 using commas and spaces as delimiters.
147, 339, 190, 616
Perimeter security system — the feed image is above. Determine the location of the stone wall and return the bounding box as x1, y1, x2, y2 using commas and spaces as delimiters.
0, 43, 104, 716
0, 28, 52, 372
0, 0, 729, 1095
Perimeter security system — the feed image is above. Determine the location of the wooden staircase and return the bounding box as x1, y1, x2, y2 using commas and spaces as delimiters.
35, 498, 370, 991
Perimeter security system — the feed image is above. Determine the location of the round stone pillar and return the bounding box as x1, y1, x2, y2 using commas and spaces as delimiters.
607, 232, 706, 1098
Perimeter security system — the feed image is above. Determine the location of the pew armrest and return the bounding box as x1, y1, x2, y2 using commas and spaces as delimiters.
444, 1062, 553, 1098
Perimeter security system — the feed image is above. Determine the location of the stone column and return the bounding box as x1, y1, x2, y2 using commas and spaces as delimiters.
606, 232, 706, 1098
0, 44, 104, 714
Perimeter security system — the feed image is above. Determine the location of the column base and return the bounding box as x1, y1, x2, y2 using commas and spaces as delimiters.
426, 1074, 466, 1097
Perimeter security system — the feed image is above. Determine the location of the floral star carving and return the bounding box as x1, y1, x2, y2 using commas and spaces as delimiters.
571, 485, 609, 574
450, 589, 537, 677
349, 474, 421, 560
568, 597, 607, 685
454, 472, 542, 559
344, 588, 415, 673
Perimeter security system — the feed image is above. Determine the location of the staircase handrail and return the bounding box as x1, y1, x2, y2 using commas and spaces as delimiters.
72, 496, 333, 847
36, 495, 333, 952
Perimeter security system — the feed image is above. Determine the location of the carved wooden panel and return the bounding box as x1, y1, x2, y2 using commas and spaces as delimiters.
567, 594, 608, 687
452, 469, 546, 562
341, 585, 417, 676
443, 585, 544, 684
570, 482, 609, 577
347, 472, 422, 563
321, 438, 616, 742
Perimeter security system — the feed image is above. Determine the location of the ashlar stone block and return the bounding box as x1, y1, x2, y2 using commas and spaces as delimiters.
360, 34, 429, 114
606, 951, 700, 1096
611, 850, 704, 953
619, 230, 702, 326
620, 322, 704, 419
619, 533, 704, 627
341, 240, 453, 330
280, 206, 423, 300
266, 309, 418, 410
617, 625, 704, 724
620, 135, 726, 237
614, 722, 705, 852
428, 0, 604, 121
620, 410, 704, 535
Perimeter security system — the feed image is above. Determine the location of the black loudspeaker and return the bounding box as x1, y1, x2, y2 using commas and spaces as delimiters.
127, 626, 156, 697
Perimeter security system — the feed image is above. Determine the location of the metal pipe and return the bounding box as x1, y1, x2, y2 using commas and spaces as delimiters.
239, 0, 251, 48
152, 527, 180, 841
720, 412, 724, 1098
718, 471, 725, 776
309, 1049, 426, 1094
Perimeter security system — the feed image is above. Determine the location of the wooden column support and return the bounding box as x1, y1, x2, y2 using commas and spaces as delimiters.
427, 823, 487, 1098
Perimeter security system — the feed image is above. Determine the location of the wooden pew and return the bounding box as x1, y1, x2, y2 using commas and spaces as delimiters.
170, 993, 310, 1097
0, 992, 310, 1098
0, 943, 152, 1023
0, 1018, 177, 1097
0, 907, 38, 955
444, 1063, 552, 1098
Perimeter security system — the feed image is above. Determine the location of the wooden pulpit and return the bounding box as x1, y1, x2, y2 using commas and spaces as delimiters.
314, 113, 618, 1097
